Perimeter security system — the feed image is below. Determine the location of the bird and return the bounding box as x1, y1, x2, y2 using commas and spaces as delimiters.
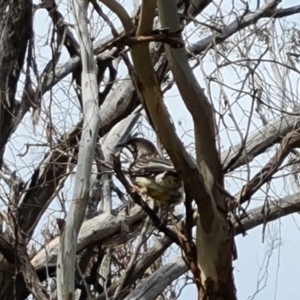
116, 137, 184, 206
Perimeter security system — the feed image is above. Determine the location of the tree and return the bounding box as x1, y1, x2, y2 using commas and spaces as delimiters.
1, 0, 300, 299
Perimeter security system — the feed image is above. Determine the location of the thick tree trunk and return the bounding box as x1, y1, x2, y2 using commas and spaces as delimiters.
0, 0, 32, 298
0, 0, 32, 168
0, 258, 28, 300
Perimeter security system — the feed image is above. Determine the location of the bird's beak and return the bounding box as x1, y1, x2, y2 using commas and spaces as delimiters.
116, 142, 126, 148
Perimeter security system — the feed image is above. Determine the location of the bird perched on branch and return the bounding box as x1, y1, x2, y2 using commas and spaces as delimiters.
117, 137, 183, 206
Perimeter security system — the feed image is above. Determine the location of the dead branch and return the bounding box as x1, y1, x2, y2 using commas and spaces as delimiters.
95, 32, 185, 55
221, 109, 300, 172
113, 151, 201, 293
234, 129, 300, 207
0, 1, 32, 169
112, 153, 180, 244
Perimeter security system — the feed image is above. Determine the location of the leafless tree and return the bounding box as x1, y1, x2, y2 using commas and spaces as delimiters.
1, 0, 300, 299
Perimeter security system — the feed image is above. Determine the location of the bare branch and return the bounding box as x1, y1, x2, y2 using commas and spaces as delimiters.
0, 1, 32, 169
31, 206, 144, 271
30, 191, 300, 298
2, 0, 300, 299
16, 238, 48, 300
100, 0, 135, 33
221, 110, 300, 172
234, 129, 300, 206
234, 193, 300, 235
124, 192, 300, 300
191, 1, 300, 56
124, 257, 188, 300
158, 1, 235, 297
18, 76, 139, 238
56, 0, 100, 297
112, 153, 180, 245
18, 125, 81, 237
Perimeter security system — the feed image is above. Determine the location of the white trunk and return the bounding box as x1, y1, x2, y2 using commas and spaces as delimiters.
56, 0, 100, 299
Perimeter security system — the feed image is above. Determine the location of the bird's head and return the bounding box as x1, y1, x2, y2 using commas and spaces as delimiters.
117, 137, 160, 160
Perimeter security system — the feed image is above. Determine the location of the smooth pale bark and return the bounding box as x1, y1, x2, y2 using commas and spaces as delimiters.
97, 0, 234, 298
98, 0, 232, 297
157, 1, 235, 299
32, 192, 300, 271
28, 193, 300, 300
221, 109, 300, 171
1, 1, 300, 299
123, 257, 187, 300
234, 131, 300, 207
56, 0, 100, 299
123, 193, 300, 300
16, 0, 300, 245
101, 106, 141, 160
32, 206, 144, 270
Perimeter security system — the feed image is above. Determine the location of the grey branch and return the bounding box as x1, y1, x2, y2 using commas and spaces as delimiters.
221, 110, 300, 172
123, 193, 300, 300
